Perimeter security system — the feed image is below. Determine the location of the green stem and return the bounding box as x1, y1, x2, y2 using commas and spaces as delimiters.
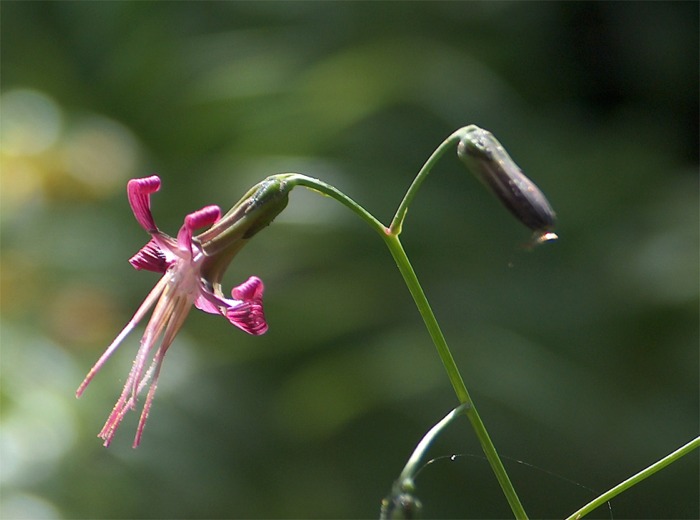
279, 171, 528, 519
565, 436, 700, 519
390, 126, 475, 235
384, 233, 527, 519
279, 174, 387, 237
398, 403, 471, 484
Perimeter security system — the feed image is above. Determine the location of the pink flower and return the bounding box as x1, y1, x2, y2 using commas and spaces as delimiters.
77, 175, 278, 447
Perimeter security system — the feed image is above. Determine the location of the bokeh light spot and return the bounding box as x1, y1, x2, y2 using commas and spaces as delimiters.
62, 115, 139, 196
0, 89, 63, 156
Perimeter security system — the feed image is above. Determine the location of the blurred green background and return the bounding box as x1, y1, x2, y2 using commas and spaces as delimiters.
1, 2, 698, 519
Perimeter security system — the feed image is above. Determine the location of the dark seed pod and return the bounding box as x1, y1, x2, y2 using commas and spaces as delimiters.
458, 126, 557, 241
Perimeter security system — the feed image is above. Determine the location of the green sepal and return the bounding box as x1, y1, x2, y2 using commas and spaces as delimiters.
196, 176, 290, 288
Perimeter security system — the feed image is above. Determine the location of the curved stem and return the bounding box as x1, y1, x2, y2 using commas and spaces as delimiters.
279, 173, 388, 235
278, 172, 528, 519
390, 126, 476, 235
565, 436, 700, 520
398, 403, 471, 484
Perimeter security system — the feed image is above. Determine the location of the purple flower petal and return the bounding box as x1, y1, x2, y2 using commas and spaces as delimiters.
231, 275, 265, 301
193, 293, 223, 315
227, 276, 268, 335
127, 176, 161, 233
226, 300, 268, 335
129, 238, 170, 272
177, 205, 221, 253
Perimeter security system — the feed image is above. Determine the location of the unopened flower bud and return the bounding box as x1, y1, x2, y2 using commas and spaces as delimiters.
457, 126, 557, 243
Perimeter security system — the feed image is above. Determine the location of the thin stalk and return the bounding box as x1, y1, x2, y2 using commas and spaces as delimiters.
382, 403, 471, 519
390, 126, 475, 235
280, 174, 387, 236
280, 172, 528, 519
565, 436, 700, 520
384, 233, 527, 519
398, 403, 471, 484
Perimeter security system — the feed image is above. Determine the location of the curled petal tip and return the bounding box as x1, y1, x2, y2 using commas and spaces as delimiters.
128, 176, 162, 233
128, 175, 161, 193
231, 276, 265, 301
185, 205, 221, 230
178, 205, 222, 251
